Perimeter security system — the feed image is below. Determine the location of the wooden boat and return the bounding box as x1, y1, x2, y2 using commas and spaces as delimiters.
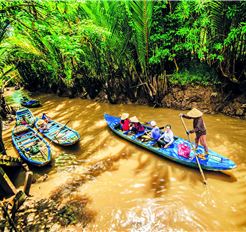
12, 125, 52, 166
104, 114, 237, 171
34, 114, 80, 146
20, 97, 41, 108
16, 108, 35, 127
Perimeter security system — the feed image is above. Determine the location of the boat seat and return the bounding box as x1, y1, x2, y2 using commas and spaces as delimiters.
65, 131, 76, 138
47, 122, 56, 128
17, 112, 30, 117
46, 122, 58, 130
47, 125, 62, 134
21, 137, 39, 146
16, 132, 33, 139
50, 129, 69, 139
48, 126, 68, 136
131, 132, 145, 140
16, 135, 35, 143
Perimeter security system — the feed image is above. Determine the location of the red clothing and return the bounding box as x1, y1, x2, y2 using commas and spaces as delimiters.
135, 122, 145, 132
21, 120, 28, 125
120, 119, 130, 131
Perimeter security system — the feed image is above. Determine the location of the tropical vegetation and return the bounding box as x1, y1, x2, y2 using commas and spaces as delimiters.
0, 0, 245, 104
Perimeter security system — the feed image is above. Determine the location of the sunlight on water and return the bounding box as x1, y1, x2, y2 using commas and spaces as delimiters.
3, 89, 246, 231
71, 120, 81, 129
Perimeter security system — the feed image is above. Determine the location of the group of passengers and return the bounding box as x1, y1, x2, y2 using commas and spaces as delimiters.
118, 108, 208, 154
118, 113, 174, 149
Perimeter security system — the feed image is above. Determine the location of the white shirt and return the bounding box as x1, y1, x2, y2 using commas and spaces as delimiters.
159, 130, 174, 144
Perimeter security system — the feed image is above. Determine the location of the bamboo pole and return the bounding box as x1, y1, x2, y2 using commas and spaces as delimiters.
180, 116, 207, 185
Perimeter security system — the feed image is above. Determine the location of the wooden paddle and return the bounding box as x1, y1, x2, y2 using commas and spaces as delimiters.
180, 116, 207, 185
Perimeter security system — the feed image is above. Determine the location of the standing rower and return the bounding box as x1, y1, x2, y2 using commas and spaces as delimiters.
179, 108, 208, 155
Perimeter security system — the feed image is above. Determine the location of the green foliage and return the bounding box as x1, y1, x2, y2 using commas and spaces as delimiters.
126, 0, 153, 73
150, 0, 211, 66
0, 0, 245, 94
170, 65, 220, 86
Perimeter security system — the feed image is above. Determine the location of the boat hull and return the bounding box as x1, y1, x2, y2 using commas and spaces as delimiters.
21, 99, 41, 108
104, 114, 237, 171
12, 126, 52, 166
34, 116, 80, 146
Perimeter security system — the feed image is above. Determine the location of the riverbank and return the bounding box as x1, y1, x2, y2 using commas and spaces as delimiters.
34, 84, 246, 120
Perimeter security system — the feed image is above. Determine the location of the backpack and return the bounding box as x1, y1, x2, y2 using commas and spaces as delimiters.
178, 143, 191, 158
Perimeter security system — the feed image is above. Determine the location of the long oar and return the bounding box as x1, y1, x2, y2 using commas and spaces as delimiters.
180, 116, 207, 185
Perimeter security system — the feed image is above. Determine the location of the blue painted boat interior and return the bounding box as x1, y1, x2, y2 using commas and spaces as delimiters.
104, 114, 236, 171
12, 126, 51, 166
35, 115, 80, 146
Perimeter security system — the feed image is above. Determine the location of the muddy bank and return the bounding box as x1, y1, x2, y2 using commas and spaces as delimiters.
161, 85, 246, 119
93, 85, 246, 119
32, 83, 246, 119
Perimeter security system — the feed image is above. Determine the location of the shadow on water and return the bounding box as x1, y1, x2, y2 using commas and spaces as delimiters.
3, 89, 246, 231
52, 141, 82, 154
8, 192, 96, 231
149, 160, 171, 198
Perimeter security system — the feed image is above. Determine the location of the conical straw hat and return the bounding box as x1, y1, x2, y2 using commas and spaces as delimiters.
187, 108, 203, 118
130, 116, 139, 123
121, 113, 129, 120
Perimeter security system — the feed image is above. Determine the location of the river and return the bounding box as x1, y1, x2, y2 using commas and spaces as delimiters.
2, 89, 246, 231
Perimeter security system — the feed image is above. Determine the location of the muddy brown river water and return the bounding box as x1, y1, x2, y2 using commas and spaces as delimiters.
2, 89, 246, 231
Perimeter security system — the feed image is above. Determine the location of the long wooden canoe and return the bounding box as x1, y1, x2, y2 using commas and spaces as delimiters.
12, 125, 52, 166
104, 114, 236, 171
34, 114, 80, 146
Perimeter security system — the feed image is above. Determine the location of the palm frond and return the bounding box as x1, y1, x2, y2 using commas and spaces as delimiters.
126, 0, 153, 73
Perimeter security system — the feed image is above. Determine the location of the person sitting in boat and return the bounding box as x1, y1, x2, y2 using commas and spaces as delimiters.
179, 108, 208, 155
37, 119, 48, 132
129, 116, 145, 134
150, 121, 160, 140
20, 116, 28, 126
157, 124, 174, 148
41, 113, 51, 123
120, 113, 130, 131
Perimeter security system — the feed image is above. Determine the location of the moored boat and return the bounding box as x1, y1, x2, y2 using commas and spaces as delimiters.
12, 125, 52, 166
104, 114, 236, 171
20, 97, 41, 108
16, 108, 35, 127
34, 114, 80, 146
